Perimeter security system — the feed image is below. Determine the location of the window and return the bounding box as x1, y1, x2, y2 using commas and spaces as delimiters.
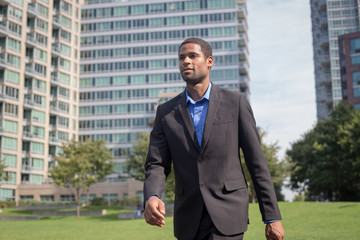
168, 16, 181, 26
132, 5, 145, 15
34, 48, 47, 63
31, 110, 44, 123
7, 54, 20, 68
114, 6, 127, 16
41, 195, 54, 201
4, 69, 20, 84
7, 37, 21, 52
4, 86, 19, 100
1, 154, 16, 168
3, 103, 18, 116
149, 18, 163, 27
186, 15, 200, 24
113, 76, 127, 85
60, 194, 75, 201
113, 104, 126, 114
2, 136, 17, 150
2, 119, 17, 133
58, 72, 70, 85
149, 74, 164, 83
150, 3, 163, 13
352, 71, 360, 86
208, 0, 221, 8
351, 56, 360, 65
31, 142, 44, 155
167, 2, 181, 12
185, 1, 199, 10
131, 75, 145, 84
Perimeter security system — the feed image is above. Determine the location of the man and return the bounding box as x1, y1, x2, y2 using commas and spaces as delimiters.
143, 38, 285, 240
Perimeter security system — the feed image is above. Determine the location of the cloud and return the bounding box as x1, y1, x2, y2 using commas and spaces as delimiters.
247, 0, 317, 157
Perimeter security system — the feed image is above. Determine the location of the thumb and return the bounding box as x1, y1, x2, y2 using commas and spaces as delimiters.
158, 200, 166, 215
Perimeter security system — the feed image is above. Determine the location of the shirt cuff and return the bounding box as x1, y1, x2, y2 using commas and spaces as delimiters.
264, 220, 280, 224
145, 195, 159, 204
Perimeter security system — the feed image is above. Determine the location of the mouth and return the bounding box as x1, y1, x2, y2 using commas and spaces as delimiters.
182, 68, 194, 73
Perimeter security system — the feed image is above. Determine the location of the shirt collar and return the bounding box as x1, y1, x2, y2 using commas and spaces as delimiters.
186, 82, 212, 104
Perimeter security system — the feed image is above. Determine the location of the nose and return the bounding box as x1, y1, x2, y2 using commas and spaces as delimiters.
183, 56, 191, 65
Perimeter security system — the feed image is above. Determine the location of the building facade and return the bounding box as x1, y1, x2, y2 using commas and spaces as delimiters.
0, 0, 81, 201
310, 0, 360, 119
79, 0, 250, 180
339, 31, 360, 109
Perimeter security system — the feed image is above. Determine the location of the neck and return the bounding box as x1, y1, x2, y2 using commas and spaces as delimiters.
186, 81, 210, 102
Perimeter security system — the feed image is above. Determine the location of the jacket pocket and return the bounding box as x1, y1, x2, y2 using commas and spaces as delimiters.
224, 179, 247, 191
213, 115, 235, 125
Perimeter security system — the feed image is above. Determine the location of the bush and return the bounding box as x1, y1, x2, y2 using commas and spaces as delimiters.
0, 200, 16, 208
17, 200, 76, 207
121, 197, 141, 206
91, 197, 107, 206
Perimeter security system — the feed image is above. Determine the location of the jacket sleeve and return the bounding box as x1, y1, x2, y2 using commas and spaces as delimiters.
143, 105, 172, 201
238, 93, 282, 222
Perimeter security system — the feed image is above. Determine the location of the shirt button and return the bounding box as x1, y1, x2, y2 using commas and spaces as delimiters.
199, 183, 204, 187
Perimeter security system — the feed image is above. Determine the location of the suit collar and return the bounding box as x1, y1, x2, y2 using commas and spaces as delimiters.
177, 91, 200, 151
201, 84, 221, 151
177, 83, 222, 152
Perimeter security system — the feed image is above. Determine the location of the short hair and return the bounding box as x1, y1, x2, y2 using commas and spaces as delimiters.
178, 38, 213, 58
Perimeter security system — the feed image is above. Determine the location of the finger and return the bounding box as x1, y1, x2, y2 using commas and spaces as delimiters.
158, 200, 166, 215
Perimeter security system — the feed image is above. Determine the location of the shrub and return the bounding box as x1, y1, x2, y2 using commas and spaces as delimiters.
91, 197, 107, 206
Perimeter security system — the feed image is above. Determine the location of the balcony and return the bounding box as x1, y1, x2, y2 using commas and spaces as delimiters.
238, 47, 248, 61
26, 33, 47, 48
237, 19, 247, 32
239, 62, 249, 75
237, 3, 247, 19
0, 21, 21, 37
21, 165, 43, 173
238, 33, 248, 47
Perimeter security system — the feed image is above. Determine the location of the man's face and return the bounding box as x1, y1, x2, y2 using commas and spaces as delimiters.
178, 43, 214, 85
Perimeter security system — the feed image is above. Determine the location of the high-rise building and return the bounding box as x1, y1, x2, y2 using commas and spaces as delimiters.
79, 0, 249, 179
0, 0, 81, 201
339, 31, 360, 109
310, 0, 360, 119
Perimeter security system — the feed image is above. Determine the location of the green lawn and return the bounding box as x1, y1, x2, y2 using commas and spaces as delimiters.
0, 202, 359, 240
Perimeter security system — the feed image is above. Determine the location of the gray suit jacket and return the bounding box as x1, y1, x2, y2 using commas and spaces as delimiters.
144, 84, 281, 240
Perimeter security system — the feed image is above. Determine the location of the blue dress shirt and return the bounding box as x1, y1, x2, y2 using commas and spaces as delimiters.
186, 83, 211, 147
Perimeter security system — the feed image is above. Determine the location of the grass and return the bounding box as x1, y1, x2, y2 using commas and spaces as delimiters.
0, 202, 359, 240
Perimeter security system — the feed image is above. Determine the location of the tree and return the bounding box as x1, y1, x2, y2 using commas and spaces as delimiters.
0, 159, 9, 203
83, 140, 113, 206
50, 140, 113, 218
125, 132, 176, 203
241, 133, 289, 203
287, 102, 360, 201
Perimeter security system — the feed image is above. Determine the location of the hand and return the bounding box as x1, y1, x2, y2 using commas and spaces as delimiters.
265, 221, 284, 240
144, 196, 166, 227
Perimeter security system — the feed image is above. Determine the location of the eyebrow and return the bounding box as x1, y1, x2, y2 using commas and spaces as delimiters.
179, 52, 200, 57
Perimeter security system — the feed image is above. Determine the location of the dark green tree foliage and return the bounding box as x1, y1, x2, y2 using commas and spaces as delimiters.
287, 103, 360, 201
50, 140, 113, 217
125, 132, 175, 203
241, 135, 288, 203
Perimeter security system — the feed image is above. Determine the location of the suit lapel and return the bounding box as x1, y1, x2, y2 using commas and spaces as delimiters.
201, 84, 221, 152
177, 91, 201, 152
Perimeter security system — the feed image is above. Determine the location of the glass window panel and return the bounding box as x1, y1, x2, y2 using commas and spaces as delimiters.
2, 137, 17, 150
1, 154, 16, 168
113, 76, 127, 85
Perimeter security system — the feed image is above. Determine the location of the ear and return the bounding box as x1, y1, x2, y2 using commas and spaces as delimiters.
207, 56, 214, 69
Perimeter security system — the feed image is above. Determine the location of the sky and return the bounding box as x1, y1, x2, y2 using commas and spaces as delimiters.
247, 1, 317, 200
247, 0, 317, 159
